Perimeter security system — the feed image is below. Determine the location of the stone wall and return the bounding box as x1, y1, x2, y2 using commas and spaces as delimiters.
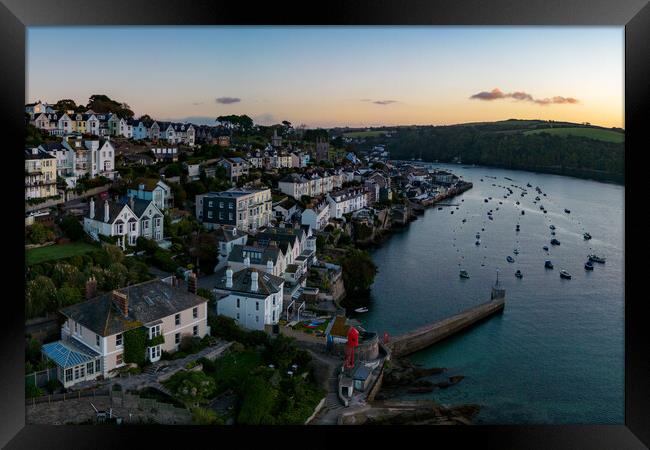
389, 298, 505, 357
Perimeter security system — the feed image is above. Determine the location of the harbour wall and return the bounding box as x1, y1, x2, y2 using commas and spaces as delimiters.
387, 297, 505, 357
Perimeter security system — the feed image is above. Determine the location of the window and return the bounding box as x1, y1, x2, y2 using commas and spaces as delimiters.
117, 224, 124, 234
116, 353, 123, 365
272, 297, 276, 306
65, 368, 73, 382
236, 313, 240, 320
116, 334, 123, 347
74, 367, 80, 379
208, 201, 213, 207
256, 316, 259, 323
74, 322, 79, 334
150, 325, 161, 339
96, 335, 100, 347
272, 311, 276, 321
236, 298, 240, 308
175, 314, 180, 326
229, 213, 233, 221
130, 222, 136, 232
256, 302, 259, 311
193, 325, 198, 336
228, 203, 233, 209
175, 333, 180, 344
193, 307, 198, 319
95, 360, 101, 373
219, 202, 224, 208
87, 362, 94, 375
155, 218, 161, 227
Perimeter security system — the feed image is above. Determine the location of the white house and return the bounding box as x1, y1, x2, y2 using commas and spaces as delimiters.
83, 196, 164, 248
301, 199, 331, 230
127, 178, 172, 211
213, 267, 285, 331
42, 278, 209, 388
327, 187, 368, 219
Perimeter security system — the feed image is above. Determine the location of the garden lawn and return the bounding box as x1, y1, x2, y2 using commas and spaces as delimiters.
26, 242, 99, 265
211, 350, 263, 393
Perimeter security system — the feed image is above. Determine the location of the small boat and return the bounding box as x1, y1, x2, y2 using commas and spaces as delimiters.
476, 233, 481, 239
513, 249, 519, 254
475, 240, 481, 246
560, 269, 572, 279
543, 210, 548, 214
515, 270, 523, 278
549, 225, 555, 230
481, 228, 485, 231
564, 209, 571, 214
535, 196, 541, 201
539, 205, 544, 210
545, 260, 554, 269
588, 254, 606, 263
543, 245, 549, 251
438, 207, 443, 210
527, 183, 532, 187
521, 211, 525, 215
488, 197, 492, 200
585, 261, 594, 271
462, 219, 466, 223
516, 201, 520, 205
506, 256, 515, 263
480, 179, 484, 182
459, 270, 470, 279
583, 232, 592, 240
489, 216, 493, 220
551, 238, 560, 246
484, 199, 488, 203
354, 307, 369, 313
499, 201, 503, 204
543, 193, 547, 197
451, 211, 454, 214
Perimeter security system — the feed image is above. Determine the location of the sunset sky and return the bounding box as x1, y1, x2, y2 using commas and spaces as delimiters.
27, 27, 624, 129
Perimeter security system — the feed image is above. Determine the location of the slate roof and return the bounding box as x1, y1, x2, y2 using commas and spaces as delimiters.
228, 244, 282, 266
59, 279, 208, 337
215, 225, 247, 243
85, 197, 161, 222
25, 147, 55, 160
214, 267, 284, 297
38, 142, 67, 152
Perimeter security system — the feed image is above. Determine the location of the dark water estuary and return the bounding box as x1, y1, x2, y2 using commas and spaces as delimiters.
359, 164, 624, 424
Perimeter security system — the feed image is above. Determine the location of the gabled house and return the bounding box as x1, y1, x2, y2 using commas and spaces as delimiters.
32, 112, 58, 134
127, 178, 172, 211
42, 278, 210, 387
227, 244, 285, 277
83, 196, 164, 248
213, 267, 284, 331
214, 225, 248, 259
219, 157, 249, 181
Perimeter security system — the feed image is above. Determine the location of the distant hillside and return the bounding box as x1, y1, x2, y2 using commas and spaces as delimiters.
347, 120, 625, 184
523, 127, 624, 143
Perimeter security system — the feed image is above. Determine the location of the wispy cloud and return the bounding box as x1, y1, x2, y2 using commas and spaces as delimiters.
216, 96, 241, 104
470, 88, 578, 105
361, 99, 398, 105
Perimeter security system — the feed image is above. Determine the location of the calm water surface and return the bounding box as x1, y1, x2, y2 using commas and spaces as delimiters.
359, 164, 624, 424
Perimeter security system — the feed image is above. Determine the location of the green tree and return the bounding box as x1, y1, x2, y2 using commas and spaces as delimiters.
59, 216, 85, 241
26, 276, 57, 318
166, 371, 216, 408
191, 407, 224, 425
237, 375, 278, 425
341, 249, 377, 295
54, 99, 77, 112
102, 263, 128, 290
55, 284, 83, 308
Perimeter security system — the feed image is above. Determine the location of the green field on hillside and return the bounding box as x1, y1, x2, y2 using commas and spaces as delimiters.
342, 130, 387, 138
523, 127, 624, 143
26, 241, 98, 265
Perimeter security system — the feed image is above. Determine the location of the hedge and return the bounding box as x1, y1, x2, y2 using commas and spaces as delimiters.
123, 326, 147, 366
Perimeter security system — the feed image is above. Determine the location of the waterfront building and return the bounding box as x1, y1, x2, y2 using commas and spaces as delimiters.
327, 187, 369, 219
213, 267, 284, 331
301, 199, 331, 230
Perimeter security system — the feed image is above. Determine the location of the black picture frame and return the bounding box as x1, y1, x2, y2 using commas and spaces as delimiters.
1, 0, 648, 448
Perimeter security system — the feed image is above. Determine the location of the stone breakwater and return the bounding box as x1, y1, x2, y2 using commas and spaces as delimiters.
387, 297, 505, 357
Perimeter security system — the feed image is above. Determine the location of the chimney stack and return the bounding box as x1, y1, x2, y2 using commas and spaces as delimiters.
188, 272, 197, 294
226, 268, 233, 288
89, 197, 95, 219
112, 291, 128, 317
104, 200, 110, 222
85, 277, 97, 300
251, 271, 259, 292
244, 256, 250, 268
266, 259, 274, 274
